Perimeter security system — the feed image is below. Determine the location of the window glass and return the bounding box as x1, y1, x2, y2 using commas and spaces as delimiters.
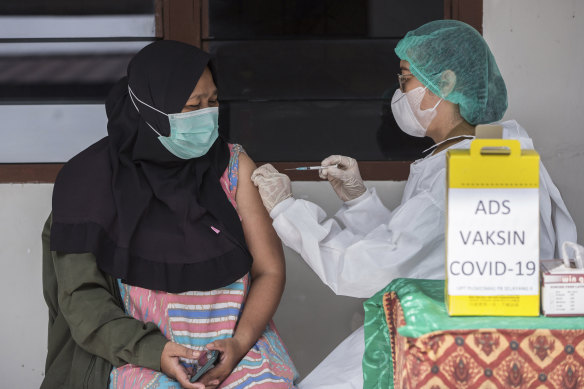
210, 40, 399, 100
0, 0, 154, 15
207, 1, 443, 161
208, 0, 441, 39
0, 53, 137, 103
220, 100, 433, 162
0, 1, 155, 103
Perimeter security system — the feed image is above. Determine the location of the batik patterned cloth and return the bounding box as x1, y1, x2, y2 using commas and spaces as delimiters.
363, 278, 584, 389
385, 292, 584, 388
109, 144, 299, 388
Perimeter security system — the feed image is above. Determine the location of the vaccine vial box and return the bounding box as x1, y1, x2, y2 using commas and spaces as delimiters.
446, 137, 540, 316
541, 259, 584, 316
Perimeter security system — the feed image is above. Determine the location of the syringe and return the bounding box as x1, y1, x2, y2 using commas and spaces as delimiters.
284, 164, 338, 171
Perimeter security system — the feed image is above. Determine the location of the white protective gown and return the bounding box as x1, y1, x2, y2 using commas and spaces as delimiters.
269, 120, 577, 389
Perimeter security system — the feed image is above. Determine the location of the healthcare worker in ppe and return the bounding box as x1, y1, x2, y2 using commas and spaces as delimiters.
252, 20, 577, 388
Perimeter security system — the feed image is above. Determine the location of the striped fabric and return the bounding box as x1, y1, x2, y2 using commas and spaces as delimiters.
109, 144, 298, 388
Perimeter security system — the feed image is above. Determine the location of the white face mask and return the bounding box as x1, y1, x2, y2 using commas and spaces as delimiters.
391, 86, 442, 137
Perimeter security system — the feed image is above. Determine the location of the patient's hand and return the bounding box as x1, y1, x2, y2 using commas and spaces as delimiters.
160, 341, 204, 389
196, 338, 247, 388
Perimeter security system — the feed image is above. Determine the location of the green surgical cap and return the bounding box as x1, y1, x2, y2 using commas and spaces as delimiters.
395, 20, 507, 125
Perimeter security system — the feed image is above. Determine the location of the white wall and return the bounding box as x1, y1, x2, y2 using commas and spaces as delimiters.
0, 184, 53, 386
484, 0, 584, 242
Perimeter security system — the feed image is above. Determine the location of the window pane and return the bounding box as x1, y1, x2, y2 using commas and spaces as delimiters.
208, 0, 442, 39
210, 39, 400, 100
0, 16, 156, 39
219, 101, 433, 162
0, 53, 134, 103
0, 0, 154, 15
209, 0, 368, 39
208, 1, 444, 161
367, 0, 444, 37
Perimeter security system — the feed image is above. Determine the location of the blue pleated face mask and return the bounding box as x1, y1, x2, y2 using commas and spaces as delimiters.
128, 86, 219, 159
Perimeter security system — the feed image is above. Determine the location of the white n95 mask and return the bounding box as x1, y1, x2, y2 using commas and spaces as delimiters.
391, 87, 442, 137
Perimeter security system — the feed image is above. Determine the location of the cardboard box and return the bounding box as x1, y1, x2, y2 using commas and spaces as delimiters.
446, 134, 540, 316
541, 259, 584, 316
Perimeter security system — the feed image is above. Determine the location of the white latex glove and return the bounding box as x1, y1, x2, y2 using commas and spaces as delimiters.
319, 155, 366, 202
251, 163, 292, 213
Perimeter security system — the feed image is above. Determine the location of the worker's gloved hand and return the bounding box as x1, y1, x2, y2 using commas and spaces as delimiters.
319, 155, 366, 202
251, 163, 292, 213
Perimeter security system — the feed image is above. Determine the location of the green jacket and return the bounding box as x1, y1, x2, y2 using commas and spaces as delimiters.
41, 214, 169, 388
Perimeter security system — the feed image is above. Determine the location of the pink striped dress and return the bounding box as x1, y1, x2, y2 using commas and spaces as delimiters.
109, 144, 299, 388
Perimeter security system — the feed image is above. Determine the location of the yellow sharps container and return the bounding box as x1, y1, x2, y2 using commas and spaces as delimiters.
446, 135, 540, 316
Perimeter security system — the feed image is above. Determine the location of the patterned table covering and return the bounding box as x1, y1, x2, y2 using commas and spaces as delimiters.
363, 279, 584, 389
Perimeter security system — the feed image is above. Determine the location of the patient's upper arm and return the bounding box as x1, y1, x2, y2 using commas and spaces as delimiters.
236, 152, 285, 278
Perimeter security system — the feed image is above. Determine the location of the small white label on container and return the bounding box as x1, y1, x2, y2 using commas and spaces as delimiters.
543, 283, 584, 315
